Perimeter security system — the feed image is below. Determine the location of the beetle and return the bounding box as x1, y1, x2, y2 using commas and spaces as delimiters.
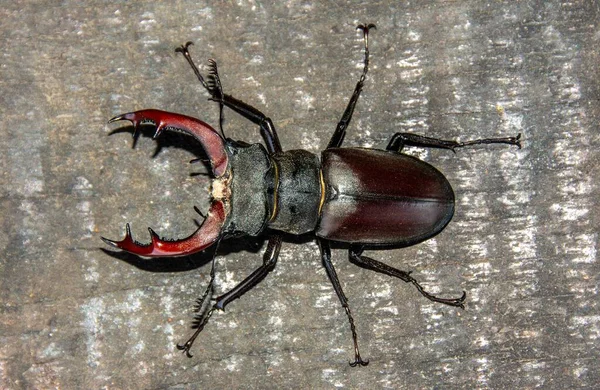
103, 24, 521, 366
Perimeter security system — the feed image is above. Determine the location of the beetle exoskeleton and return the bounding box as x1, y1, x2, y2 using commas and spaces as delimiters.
103, 24, 521, 366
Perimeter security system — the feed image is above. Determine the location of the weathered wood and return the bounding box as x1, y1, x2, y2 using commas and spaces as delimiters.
1, 1, 598, 388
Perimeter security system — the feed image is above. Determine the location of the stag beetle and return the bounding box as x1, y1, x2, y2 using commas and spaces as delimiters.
103, 24, 521, 366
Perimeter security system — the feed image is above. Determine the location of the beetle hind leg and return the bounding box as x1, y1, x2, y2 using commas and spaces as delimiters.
349, 246, 466, 309
387, 132, 522, 153
319, 239, 369, 367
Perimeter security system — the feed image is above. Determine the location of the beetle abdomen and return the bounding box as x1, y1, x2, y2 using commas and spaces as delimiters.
317, 148, 455, 246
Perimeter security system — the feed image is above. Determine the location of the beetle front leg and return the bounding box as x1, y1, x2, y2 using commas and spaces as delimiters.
176, 42, 282, 153
318, 239, 368, 367
349, 246, 466, 308
177, 235, 282, 357
386, 132, 522, 153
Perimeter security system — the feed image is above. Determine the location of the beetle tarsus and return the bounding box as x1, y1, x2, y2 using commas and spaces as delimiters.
176, 41, 210, 91
413, 284, 467, 309
176, 340, 195, 358
350, 356, 369, 367
356, 23, 376, 51
178, 305, 216, 357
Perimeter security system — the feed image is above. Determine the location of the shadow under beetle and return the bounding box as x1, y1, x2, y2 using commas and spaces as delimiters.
103, 24, 521, 366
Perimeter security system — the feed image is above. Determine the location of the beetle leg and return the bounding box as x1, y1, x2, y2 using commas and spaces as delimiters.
349, 246, 466, 308
176, 245, 219, 358
213, 235, 281, 310
176, 42, 282, 153
176, 235, 282, 357
386, 132, 522, 153
327, 23, 376, 149
318, 239, 369, 367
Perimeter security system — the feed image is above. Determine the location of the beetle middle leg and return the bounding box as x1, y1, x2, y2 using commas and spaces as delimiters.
177, 235, 282, 357
349, 246, 466, 308
318, 239, 369, 367
327, 23, 376, 149
176, 42, 282, 153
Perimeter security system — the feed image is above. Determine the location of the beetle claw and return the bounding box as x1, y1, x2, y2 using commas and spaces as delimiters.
175, 41, 193, 54
102, 200, 227, 257
100, 222, 155, 255
108, 109, 228, 177
176, 342, 194, 358
108, 111, 167, 141
349, 357, 369, 367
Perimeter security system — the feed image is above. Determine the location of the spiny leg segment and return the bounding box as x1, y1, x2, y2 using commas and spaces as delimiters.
176, 42, 282, 153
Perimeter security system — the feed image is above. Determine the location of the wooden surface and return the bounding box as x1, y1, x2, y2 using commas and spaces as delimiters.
1, 1, 598, 388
